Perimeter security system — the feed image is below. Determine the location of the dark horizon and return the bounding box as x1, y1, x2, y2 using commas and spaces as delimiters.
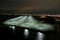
0, 0, 60, 10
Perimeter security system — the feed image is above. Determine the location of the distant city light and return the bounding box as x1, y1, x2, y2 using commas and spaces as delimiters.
40, 16, 46, 18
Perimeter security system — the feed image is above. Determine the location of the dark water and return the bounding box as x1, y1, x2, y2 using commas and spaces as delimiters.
0, 15, 57, 40
0, 25, 56, 40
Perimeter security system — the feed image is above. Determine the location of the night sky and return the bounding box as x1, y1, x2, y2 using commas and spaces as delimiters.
0, 0, 60, 10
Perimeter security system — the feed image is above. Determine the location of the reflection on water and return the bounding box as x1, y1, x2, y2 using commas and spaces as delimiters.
24, 29, 29, 38
24, 29, 45, 40
36, 32, 45, 40
9, 26, 15, 31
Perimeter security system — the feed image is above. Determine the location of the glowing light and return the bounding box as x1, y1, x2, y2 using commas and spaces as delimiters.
3, 16, 54, 31
40, 16, 46, 18
36, 32, 45, 40
9, 26, 15, 31
24, 29, 29, 38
